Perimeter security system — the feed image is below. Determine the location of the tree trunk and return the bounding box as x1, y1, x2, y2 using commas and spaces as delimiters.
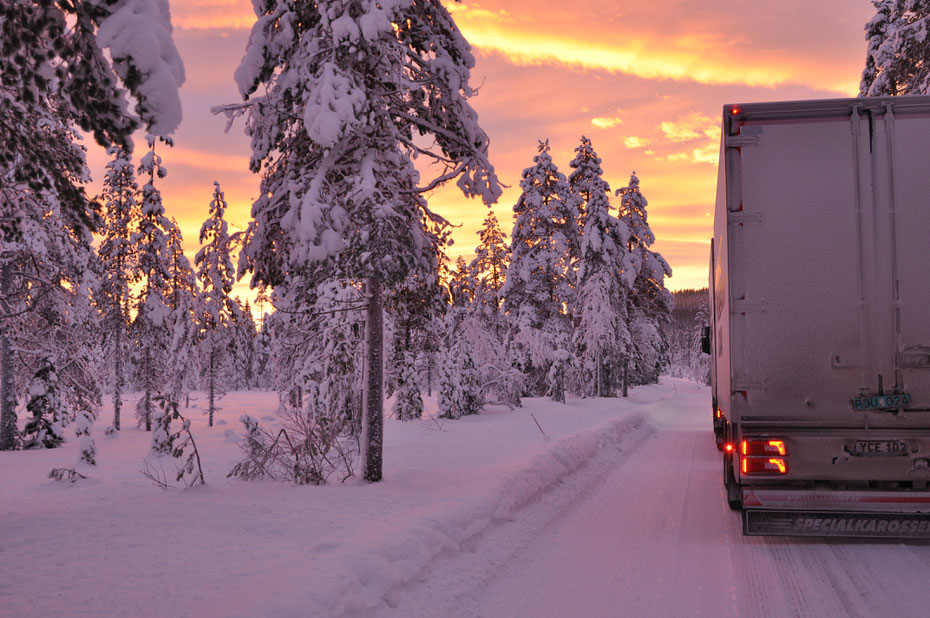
622, 357, 629, 398
427, 357, 432, 396
113, 300, 122, 431
0, 263, 16, 450
143, 345, 152, 431
208, 350, 215, 427
596, 347, 602, 398
363, 277, 384, 482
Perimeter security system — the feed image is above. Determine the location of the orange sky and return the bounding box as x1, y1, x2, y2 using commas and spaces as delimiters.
85, 1, 875, 300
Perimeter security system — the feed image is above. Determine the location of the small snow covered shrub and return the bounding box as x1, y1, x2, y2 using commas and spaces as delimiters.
392, 351, 423, 421
74, 410, 96, 466
228, 406, 358, 485
22, 358, 65, 450
143, 396, 205, 488
438, 340, 484, 420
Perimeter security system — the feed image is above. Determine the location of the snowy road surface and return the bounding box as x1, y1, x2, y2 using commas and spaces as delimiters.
379, 380, 930, 618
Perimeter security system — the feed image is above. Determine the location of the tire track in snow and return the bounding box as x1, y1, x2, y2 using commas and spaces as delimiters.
370, 408, 658, 617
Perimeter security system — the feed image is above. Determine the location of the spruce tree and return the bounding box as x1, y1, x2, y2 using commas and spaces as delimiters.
165, 218, 199, 406
392, 351, 423, 421
219, 0, 501, 481
502, 140, 580, 399
21, 358, 65, 450
468, 210, 509, 324
570, 136, 632, 397
131, 137, 173, 431
1, 2, 184, 449
616, 172, 673, 388
195, 182, 237, 426
97, 145, 139, 431
0, 102, 102, 450
861, 1, 930, 95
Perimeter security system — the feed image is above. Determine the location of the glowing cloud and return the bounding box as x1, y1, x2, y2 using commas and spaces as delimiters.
592, 116, 623, 129
660, 113, 717, 142
624, 136, 649, 149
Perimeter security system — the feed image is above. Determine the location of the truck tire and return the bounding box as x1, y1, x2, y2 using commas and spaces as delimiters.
723, 452, 742, 510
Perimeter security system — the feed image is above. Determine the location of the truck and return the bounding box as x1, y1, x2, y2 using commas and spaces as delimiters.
707, 95, 930, 538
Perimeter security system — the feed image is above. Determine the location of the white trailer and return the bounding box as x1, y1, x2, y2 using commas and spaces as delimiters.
708, 95, 930, 538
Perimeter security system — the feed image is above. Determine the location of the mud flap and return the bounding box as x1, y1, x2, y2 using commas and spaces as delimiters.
744, 510, 930, 538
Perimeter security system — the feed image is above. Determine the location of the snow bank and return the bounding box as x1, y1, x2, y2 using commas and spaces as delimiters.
0, 385, 674, 617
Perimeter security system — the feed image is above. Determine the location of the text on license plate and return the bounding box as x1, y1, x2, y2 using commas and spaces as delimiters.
853, 393, 911, 411
848, 440, 910, 456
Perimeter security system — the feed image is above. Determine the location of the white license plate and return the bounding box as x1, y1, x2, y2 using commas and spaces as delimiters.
848, 440, 909, 457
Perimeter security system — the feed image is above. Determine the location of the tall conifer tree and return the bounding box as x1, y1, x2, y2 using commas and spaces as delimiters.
503, 140, 580, 401
195, 182, 237, 426
617, 172, 672, 388
570, 136, 632, 397
97, 145, 139, 430
131, 137, 173, 431
219, 0, 501, 480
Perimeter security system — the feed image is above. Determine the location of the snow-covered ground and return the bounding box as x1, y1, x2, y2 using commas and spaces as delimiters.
1, 384, 658, 616
7, 379, 930, 617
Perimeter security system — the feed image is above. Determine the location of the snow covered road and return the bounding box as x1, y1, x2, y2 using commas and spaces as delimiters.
380, 380, 930, 618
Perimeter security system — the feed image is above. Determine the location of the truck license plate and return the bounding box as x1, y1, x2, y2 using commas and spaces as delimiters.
848, 440, 909, 456
853, 393, 911, 411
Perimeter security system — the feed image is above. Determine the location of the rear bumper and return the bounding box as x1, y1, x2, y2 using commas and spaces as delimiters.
744, 509, 930, 538
743, 487, 930, 512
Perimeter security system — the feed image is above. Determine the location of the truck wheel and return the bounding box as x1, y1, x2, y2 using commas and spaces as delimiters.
723, 452, 742, 510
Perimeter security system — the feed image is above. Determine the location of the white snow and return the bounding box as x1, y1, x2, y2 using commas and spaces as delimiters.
6, 379, 930, 616
96, 0, 186, 137
1, 385, 658, 616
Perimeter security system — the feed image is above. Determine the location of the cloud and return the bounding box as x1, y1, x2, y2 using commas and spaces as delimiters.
660, 113, 717, 143
624, 136, 649, 149
592, 116, 623, 129
171, 0, 253, 29
166, 147, 250, 173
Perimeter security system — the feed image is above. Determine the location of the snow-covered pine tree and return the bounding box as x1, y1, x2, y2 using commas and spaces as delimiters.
97, 145, 140, 431
469, 210, 509, 323
448, 256, 473, 309
0, 0, 184, 231
392, 351, 423, 421
21, 358, 65, 450
131, 137, 174, 431
1, 2, 184, 449
616, 172, 673, 389
861, 1, 930, 96
386, 272, 446, 401
463, 210, 521, 406
218, 0, 502, 481
502, 140, 581, 400
194, 182, 237, 426
437, 322, 483, 419
570, 136, 632, 397
165, 217, 199, 406
230, 299, 260, 390
0, 101, 103, 450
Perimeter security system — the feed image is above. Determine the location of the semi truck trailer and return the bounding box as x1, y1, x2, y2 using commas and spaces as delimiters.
708, 95, 930, 538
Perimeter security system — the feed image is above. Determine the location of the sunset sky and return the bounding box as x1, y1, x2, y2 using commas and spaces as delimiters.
85, 0, 876, 300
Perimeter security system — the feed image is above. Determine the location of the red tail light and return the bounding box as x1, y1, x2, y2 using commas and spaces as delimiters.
741, 439, 787, 456
724, 443, 735, 453
715, 408, 723, 419
742, 457, 788, 475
